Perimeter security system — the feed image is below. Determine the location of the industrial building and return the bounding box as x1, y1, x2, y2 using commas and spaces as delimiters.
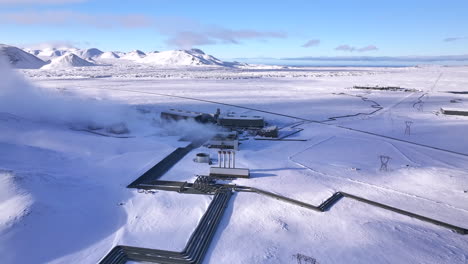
160, 109, 215, 124
209, 150, 250, 178
207, 132, 239, 150
441, 108, 468, 116
257, 125, 279, 138
217, 114, 265, 129
161, 108, 268, 131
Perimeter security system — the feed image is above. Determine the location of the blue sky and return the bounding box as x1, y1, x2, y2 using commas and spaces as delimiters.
0, 0, 467, 59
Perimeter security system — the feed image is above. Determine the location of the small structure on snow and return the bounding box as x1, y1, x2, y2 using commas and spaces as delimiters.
441, 108, 468, 116
209, 150, 249, 178
257, 125, 279, 138
194, 153, 211, 164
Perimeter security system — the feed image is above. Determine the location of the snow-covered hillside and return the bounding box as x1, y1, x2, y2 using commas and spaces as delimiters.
140, 49, 228, 66
99, 51, 120, 59
120, 50, 146, 61
78, 48, 103, 60
2, 44, 241, 69
36, 48, 67, 61
0, 44, 46, 69
41, 54, 96, 69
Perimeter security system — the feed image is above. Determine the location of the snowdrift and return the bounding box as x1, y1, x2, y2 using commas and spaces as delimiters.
0, 171, 32, 232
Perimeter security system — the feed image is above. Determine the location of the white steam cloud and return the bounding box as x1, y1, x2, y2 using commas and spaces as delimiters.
0, 55, 220, 139
0, 55, 153, 134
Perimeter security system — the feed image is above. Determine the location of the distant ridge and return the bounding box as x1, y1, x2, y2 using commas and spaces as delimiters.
2, 44, 243, 69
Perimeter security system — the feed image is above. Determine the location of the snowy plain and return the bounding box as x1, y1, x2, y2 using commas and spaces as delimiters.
0, 57, 468, 264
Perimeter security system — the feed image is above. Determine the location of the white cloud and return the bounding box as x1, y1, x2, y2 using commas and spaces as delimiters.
301, 39, 320, 48
166, 27, 286, 49
20, 40, 77, 50
0, 0, 87, 4
281, 54, 468, 62
335, 44, 378, 52
357, 45, 378, 52
1, 11, 287, 49
444, 37, 466, 42
1, 10, 153, 28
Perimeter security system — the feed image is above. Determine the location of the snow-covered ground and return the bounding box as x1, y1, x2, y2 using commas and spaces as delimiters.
1, 60, 467, 263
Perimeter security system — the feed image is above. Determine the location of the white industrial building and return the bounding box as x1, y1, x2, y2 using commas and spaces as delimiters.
207, 131, 239, 150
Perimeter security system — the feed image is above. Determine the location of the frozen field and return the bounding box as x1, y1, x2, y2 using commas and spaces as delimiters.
1, 64, 468, 263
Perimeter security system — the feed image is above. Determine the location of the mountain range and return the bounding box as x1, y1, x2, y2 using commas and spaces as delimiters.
0, 44, 242, 69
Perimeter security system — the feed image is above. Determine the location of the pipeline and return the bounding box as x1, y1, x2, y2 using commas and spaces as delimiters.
99, 189, 232, 264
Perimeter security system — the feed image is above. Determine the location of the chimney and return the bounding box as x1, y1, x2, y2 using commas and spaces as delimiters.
223, 151, 227, 168
232, 151, 236, 168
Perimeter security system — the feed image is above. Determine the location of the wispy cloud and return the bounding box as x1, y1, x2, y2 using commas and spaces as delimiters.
1, 11, 153, 28
166, 27, 286, 49
0, 0, 87, 4
357, 45, 378, 52
301, 39, 320, 48
1, 11, 287, 48
20, 40, 79, 49
281, 54, 468, 62
166, 32, 216, 47
335, 44, 378, 52
335, 44, 355, 52
444, 36, 466, 42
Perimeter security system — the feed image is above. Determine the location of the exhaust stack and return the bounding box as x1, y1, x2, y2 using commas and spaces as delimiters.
218, 151, 222, 168
218, 150, 236, 168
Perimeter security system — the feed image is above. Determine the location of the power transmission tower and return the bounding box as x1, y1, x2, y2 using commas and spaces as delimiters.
431, 72, 443, 93
380, 155, 391, 171
404, 121, 413, 135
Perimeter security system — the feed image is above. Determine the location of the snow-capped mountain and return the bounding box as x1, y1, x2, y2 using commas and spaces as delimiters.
113, 51, 126, 57
26, 49, 41, 56
140, 49, 228, 66
78, 48, 103, 59
120, 50, 146, 60
39, 49, 65, 60
99, 51, 120, 59
41, 53, 96, 69
0, 44, 46, 69
1, 44, 241, 69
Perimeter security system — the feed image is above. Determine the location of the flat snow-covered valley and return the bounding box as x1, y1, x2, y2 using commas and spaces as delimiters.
1, 64, 468, 264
